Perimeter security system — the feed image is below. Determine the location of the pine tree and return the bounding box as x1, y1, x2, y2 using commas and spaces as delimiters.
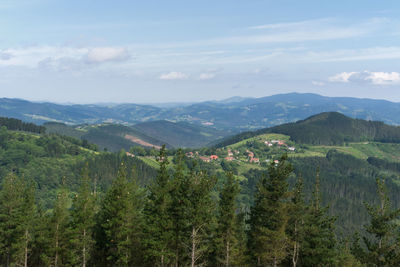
286, 175, 306, 267
70, 163, 96, 267
45, 180, 72, 267
99, 162, 144, 266
300, 168, 337, 267
187, 169, 217, 267
216, 172, 240, 267
169, 149, 191, 266
0, 173, 36, 267
248, 155, 293, 267
144, 145, 174, 266
352, 178, 400, 266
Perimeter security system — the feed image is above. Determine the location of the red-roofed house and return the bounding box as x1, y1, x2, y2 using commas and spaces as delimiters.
210, 155, 219, 160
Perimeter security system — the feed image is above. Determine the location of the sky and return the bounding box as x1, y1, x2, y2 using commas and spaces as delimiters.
1, 0, 400, 104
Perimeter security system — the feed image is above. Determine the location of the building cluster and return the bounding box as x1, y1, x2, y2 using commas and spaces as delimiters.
265, 139, 296, 151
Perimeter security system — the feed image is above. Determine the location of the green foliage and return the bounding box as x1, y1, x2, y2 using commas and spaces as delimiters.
216, 172, 243, 266
352, 178, 400, 266
0, 173, 37, 266
248, 155, 293, 266
69, 164, 97, 266
143, 145, 174, 265
300, 169, 338, 266
96, 163, 144, 266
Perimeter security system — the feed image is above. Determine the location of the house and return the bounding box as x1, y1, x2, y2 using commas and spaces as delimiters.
186, 151, 194, 157
227, 149, 233, 157
199, 156, 210, 162
274, 160, 279, 164
225, 156, 234, 161
278, 141, 286, 146
265, 141, 273, 147
288, 147, 296, 151
126, 152, 135, 158
246, 150, 254, 158
250, 157, 260, 163
210, 155, 219, 160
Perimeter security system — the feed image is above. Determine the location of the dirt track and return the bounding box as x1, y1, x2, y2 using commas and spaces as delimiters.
124, 134, 161, 149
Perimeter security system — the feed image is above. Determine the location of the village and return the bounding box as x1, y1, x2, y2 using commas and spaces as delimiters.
184, 138, 297, 165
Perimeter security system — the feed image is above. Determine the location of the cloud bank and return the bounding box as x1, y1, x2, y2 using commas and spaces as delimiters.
329, 71, 400, 85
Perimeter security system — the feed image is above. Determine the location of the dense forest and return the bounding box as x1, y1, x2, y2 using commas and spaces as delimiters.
2, 147, 400, 266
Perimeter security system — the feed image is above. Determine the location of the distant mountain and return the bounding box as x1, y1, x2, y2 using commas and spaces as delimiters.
216, 112, 400, 147
4, 93, 400, 132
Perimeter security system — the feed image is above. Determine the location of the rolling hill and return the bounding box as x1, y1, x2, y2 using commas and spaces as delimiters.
216, 112, 400, 147
45, 120, 229, 151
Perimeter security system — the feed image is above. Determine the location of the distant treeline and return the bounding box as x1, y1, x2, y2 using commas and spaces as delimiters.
0, 116, 46, 133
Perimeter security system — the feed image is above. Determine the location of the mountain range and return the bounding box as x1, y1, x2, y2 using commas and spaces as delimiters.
3, 93, 400, 133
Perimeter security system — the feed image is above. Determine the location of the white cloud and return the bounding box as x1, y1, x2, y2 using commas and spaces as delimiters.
329, 71, 400, 85
311, 81, 325, 86
85, 47, 130, 64
159, 71, 188, 80
329, 72, 357, 82
366, 72, 400, 85
199, 73, 216, 80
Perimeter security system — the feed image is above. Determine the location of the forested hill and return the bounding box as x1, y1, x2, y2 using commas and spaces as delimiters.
216, 112, 400, 147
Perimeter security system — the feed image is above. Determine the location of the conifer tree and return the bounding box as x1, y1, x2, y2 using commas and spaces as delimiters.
144, 145, 174, 266
248, 154, 293, 267
99, 162, 144, 266
286, 175, 306, 267
169, 149, 191, 266
352, 178, 400, 266
300, 169, 337, 266
0, 173, 36, 267
187, 169, 216, 267
216, 172, 240, 267
70, 164, 96, 267
43, 180, 72, 267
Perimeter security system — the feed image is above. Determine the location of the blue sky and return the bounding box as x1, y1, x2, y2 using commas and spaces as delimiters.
1, 0, 400, 103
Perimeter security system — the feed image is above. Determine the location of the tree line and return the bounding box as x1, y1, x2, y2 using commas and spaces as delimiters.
1, 147, 400, 266
0, 117, 46, 134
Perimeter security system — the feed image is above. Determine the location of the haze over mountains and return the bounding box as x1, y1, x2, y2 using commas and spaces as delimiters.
3, 93, 400, 133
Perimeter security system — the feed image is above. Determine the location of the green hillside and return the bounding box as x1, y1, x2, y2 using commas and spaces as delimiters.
45, 122, 169, 152
217, 112, 400, 147
132, 120, 228, 148
0, 124, 157, 208
45, 120, 228, 151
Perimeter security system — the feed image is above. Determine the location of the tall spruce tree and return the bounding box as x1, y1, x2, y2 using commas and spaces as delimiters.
216, 172, 240, 267
248, 154, 293, 267
300, 169, 337, 267
70, 164, 96, 267
169, 149, 191, 266
99, 162, 144, 266
0, 173, 37, 267
144, 145, 174, 266
285, 175, 306, 267
352, 178, 400, 266
43, 180, 72, 267
187, 169, 216, 267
